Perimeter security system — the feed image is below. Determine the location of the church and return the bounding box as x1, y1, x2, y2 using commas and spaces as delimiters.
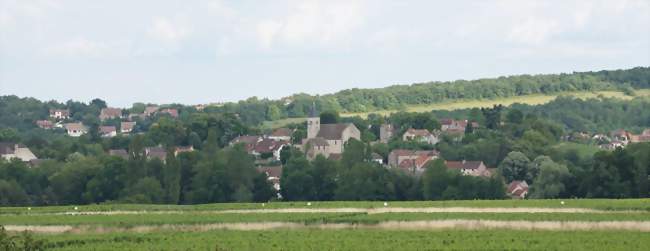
301, 106, 361, 159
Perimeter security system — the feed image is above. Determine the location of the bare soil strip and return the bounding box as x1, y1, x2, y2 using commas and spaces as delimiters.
5, 220, 650, 234
17, 207, 617, 216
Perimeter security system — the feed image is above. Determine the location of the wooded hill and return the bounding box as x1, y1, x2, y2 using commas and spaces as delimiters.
212, 67, 650, 125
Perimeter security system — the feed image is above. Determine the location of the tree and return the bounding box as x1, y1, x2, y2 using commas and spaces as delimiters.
310, 155, 337, 200
506, 109, 524, 124
422, 159, 450, 200
252, 172, 275, 202
498, 151, 531, 183
320, 111, 340, 124
120, 177, 164, 204
280, 156, 315, 201
529, 158, 570, 198
163, 150, 181, 204
482, 105, 503, 129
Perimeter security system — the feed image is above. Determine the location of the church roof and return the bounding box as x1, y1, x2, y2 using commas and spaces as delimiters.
317, 124, 352, 140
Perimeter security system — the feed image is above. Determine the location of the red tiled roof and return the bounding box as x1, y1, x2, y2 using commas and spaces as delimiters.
271, 128, 293, 137
254, 139, 288, 153
405, 128, 432, 137
445, 160, 484, 170
100, 126, 116, 134
258, 166, 283, 178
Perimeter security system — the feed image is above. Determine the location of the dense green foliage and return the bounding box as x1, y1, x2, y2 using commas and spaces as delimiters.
211, 67, 649, 124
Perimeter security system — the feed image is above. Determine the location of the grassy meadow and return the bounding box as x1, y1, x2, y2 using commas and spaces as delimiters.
1, 199, 649, 250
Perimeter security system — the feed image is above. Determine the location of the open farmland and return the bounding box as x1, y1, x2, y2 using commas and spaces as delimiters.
262, 89, 650, 128
2, 199, 649, 250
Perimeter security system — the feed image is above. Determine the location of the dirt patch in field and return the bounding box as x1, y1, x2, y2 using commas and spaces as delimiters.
5, 220, 650, 234
35, 207, 613, 216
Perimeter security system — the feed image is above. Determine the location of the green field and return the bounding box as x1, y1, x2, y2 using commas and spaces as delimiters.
33, 229, 650, 251
2, 199, 649, 250
261, 89, 650, 129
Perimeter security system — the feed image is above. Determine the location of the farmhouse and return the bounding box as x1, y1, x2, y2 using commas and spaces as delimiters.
121, 122, 136, 133
160, 108, 179, 118
253, 138, 289, 161
36, 120, 53, 129
507, 180, 529, 199
402, 128, 439, 145
100, 108, 122, 121
99, 126, 117, 138
64, 123, 87, 137
49, 109, 70, 120
230, 135, 263, 152
301, 106, 361, 159
445, 160, 490, 177
0, 142, 37, 162
388, 149, 439, 169
145, 147, 167, 161
268, 128, 293, 141
174, 146, 194, 156
144, 106, 159, 116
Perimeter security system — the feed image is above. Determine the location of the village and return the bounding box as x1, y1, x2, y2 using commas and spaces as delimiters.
2, 103, 647, 202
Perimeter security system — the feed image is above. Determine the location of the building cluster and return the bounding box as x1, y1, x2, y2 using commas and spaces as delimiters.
36, 106, 180, 138
596, 129, 650, 150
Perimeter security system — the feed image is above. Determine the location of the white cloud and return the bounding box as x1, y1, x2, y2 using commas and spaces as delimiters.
254, 0, 368, 49
147, 16, 191, 44
45, 37, 111, 57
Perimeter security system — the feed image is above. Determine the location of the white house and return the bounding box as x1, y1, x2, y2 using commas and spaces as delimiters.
64, 123, 87, 137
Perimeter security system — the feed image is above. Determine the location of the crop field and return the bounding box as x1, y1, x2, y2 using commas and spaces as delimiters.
2, 199, 649, 250
261, 89, 650, 129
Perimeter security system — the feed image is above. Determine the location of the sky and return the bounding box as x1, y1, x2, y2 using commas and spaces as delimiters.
0, 0, 648, 108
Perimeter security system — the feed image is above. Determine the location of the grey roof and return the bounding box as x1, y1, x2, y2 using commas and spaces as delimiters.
317, 124, 351, 140
0, 142, 15, 155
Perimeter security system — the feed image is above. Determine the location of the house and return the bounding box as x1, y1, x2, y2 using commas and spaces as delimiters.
610, 129, 631, 145
599, 141, 625, 150
99, 126, 117, 138
121, 122, 136, 133
388, 149, 439, 168
64, 123, 87, 137
269, 128, 293, 141
145, 147, 167, 161
507, 180, 529, 199
100, 108, 122, 121
174, 146, 194, 156
379, 124, 395, 143
144, 106, 159, 116
253, 139, 289, 161
301, 105, 361, 159
402, 128, 439, 145
396, 153, 437, 174
440, 119, 477, 134
49, 109, 70, 120
630, 129, 650, 143
371, 153, 383, 164
128, 113, 145, 121
258, 165, 283, 193
159, 108, 179, 118
36, 120, 53, 129
0, 143, 37, 162
230, 135, 263, 152
445, 160, 490, 177
108, 149, 129, 159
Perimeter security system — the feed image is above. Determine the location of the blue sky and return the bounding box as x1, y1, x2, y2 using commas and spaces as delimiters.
0, 0, 648, 107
